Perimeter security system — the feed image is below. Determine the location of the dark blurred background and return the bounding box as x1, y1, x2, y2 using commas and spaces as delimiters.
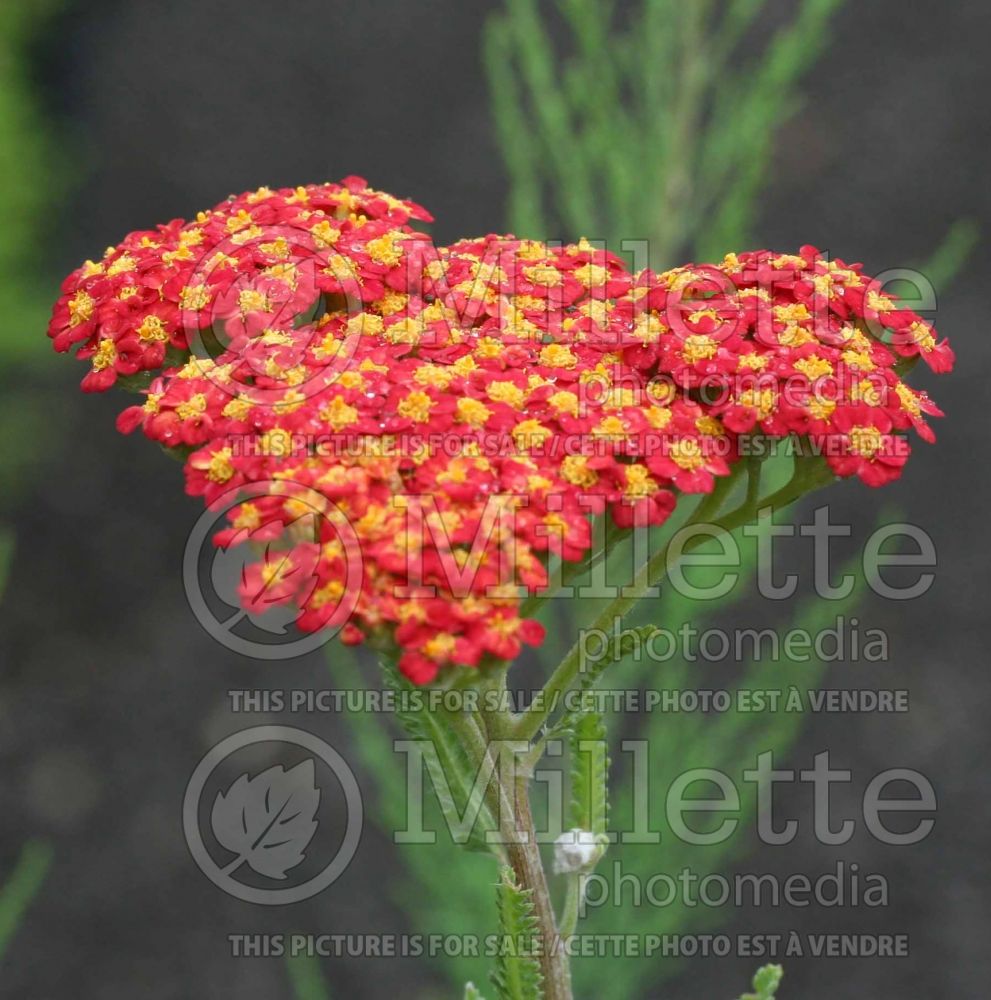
0, 1, 988, 998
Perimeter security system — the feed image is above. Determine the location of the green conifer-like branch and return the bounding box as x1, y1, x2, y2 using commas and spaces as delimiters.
484, 0, 845, 266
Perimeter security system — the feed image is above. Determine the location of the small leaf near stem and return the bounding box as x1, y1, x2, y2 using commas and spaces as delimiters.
740, 963, 784, 1000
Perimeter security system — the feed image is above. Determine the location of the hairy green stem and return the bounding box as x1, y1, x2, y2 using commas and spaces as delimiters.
449, 699, 572, 999
503, 775, 573, 1000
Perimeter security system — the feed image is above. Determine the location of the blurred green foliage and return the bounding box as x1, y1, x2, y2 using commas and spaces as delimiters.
484, 0, 846, 267
0, 0, 65, 363
0, 0, 68, 514
285, 950, 333, 1000
0, 529, 14, 605
923, 218, 979, 291
329, 648, 496, 990
0, 1, 64, 976
0, 841, 53, 967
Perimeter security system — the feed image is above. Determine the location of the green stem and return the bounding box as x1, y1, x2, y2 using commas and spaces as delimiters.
744, 454, 764, 513
520, 515, 627, 620
757, 455, 835, 512
444, 695, 572, 998
503, 775, 572, 1000
513, 456, 833, 741
558, 872, 581, 942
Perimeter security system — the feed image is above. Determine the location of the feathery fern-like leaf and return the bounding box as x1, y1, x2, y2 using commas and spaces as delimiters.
491, 866, 544, 1000
568, 712, 609, 837
285, 951, 332, 1000
382, 659, 501, 855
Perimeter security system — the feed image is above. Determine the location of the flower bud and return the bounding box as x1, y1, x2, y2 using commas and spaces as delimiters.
553, 828, 607, 874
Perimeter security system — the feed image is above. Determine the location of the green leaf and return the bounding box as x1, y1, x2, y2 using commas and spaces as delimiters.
921, 218, 979, 290
0, 0, 70, 362
464, 983, 488, 1000
712, 0, 769, 64
482, 16, 549, 238
0, 530, 14, 605
491, 866, 544, 1000
0, 840, 53, 964
285, 950, 332, 1000
382, 659, 501, 855
500, 0, 597, 232
547, 624, 660, 740
697, 0, 846, 257
568, 712, 609, 838
484, 0, 848, 262
741, 963, 784, 999
325, 647, 496, 989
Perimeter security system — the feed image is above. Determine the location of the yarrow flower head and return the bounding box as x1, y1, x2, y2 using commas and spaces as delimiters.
48, 179, 953, 683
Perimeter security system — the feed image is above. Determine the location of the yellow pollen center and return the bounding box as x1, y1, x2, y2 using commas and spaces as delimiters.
176, 394, 208, 420
624, 464, 657, 496
542, 391, 576, 417
137, 315, 169, 342
92, 339, 117, 370
207, 448, 235, 484
539, 344, 578, 369
669, 438, 705, 471
397, 391, 434, 423
561, 455, 598, 487
737, 389, 776, 419
487, 381, 525, 408
69, 291, 95, 327
848, 425, 883, 458
239, 289, 271, 313
807, 397, 836, 422
681, 335, 717, 363
794, 355, 834, 380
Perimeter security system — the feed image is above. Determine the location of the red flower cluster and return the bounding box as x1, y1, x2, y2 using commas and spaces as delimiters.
48, 176, 430, 391
48, 180, 952, 683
